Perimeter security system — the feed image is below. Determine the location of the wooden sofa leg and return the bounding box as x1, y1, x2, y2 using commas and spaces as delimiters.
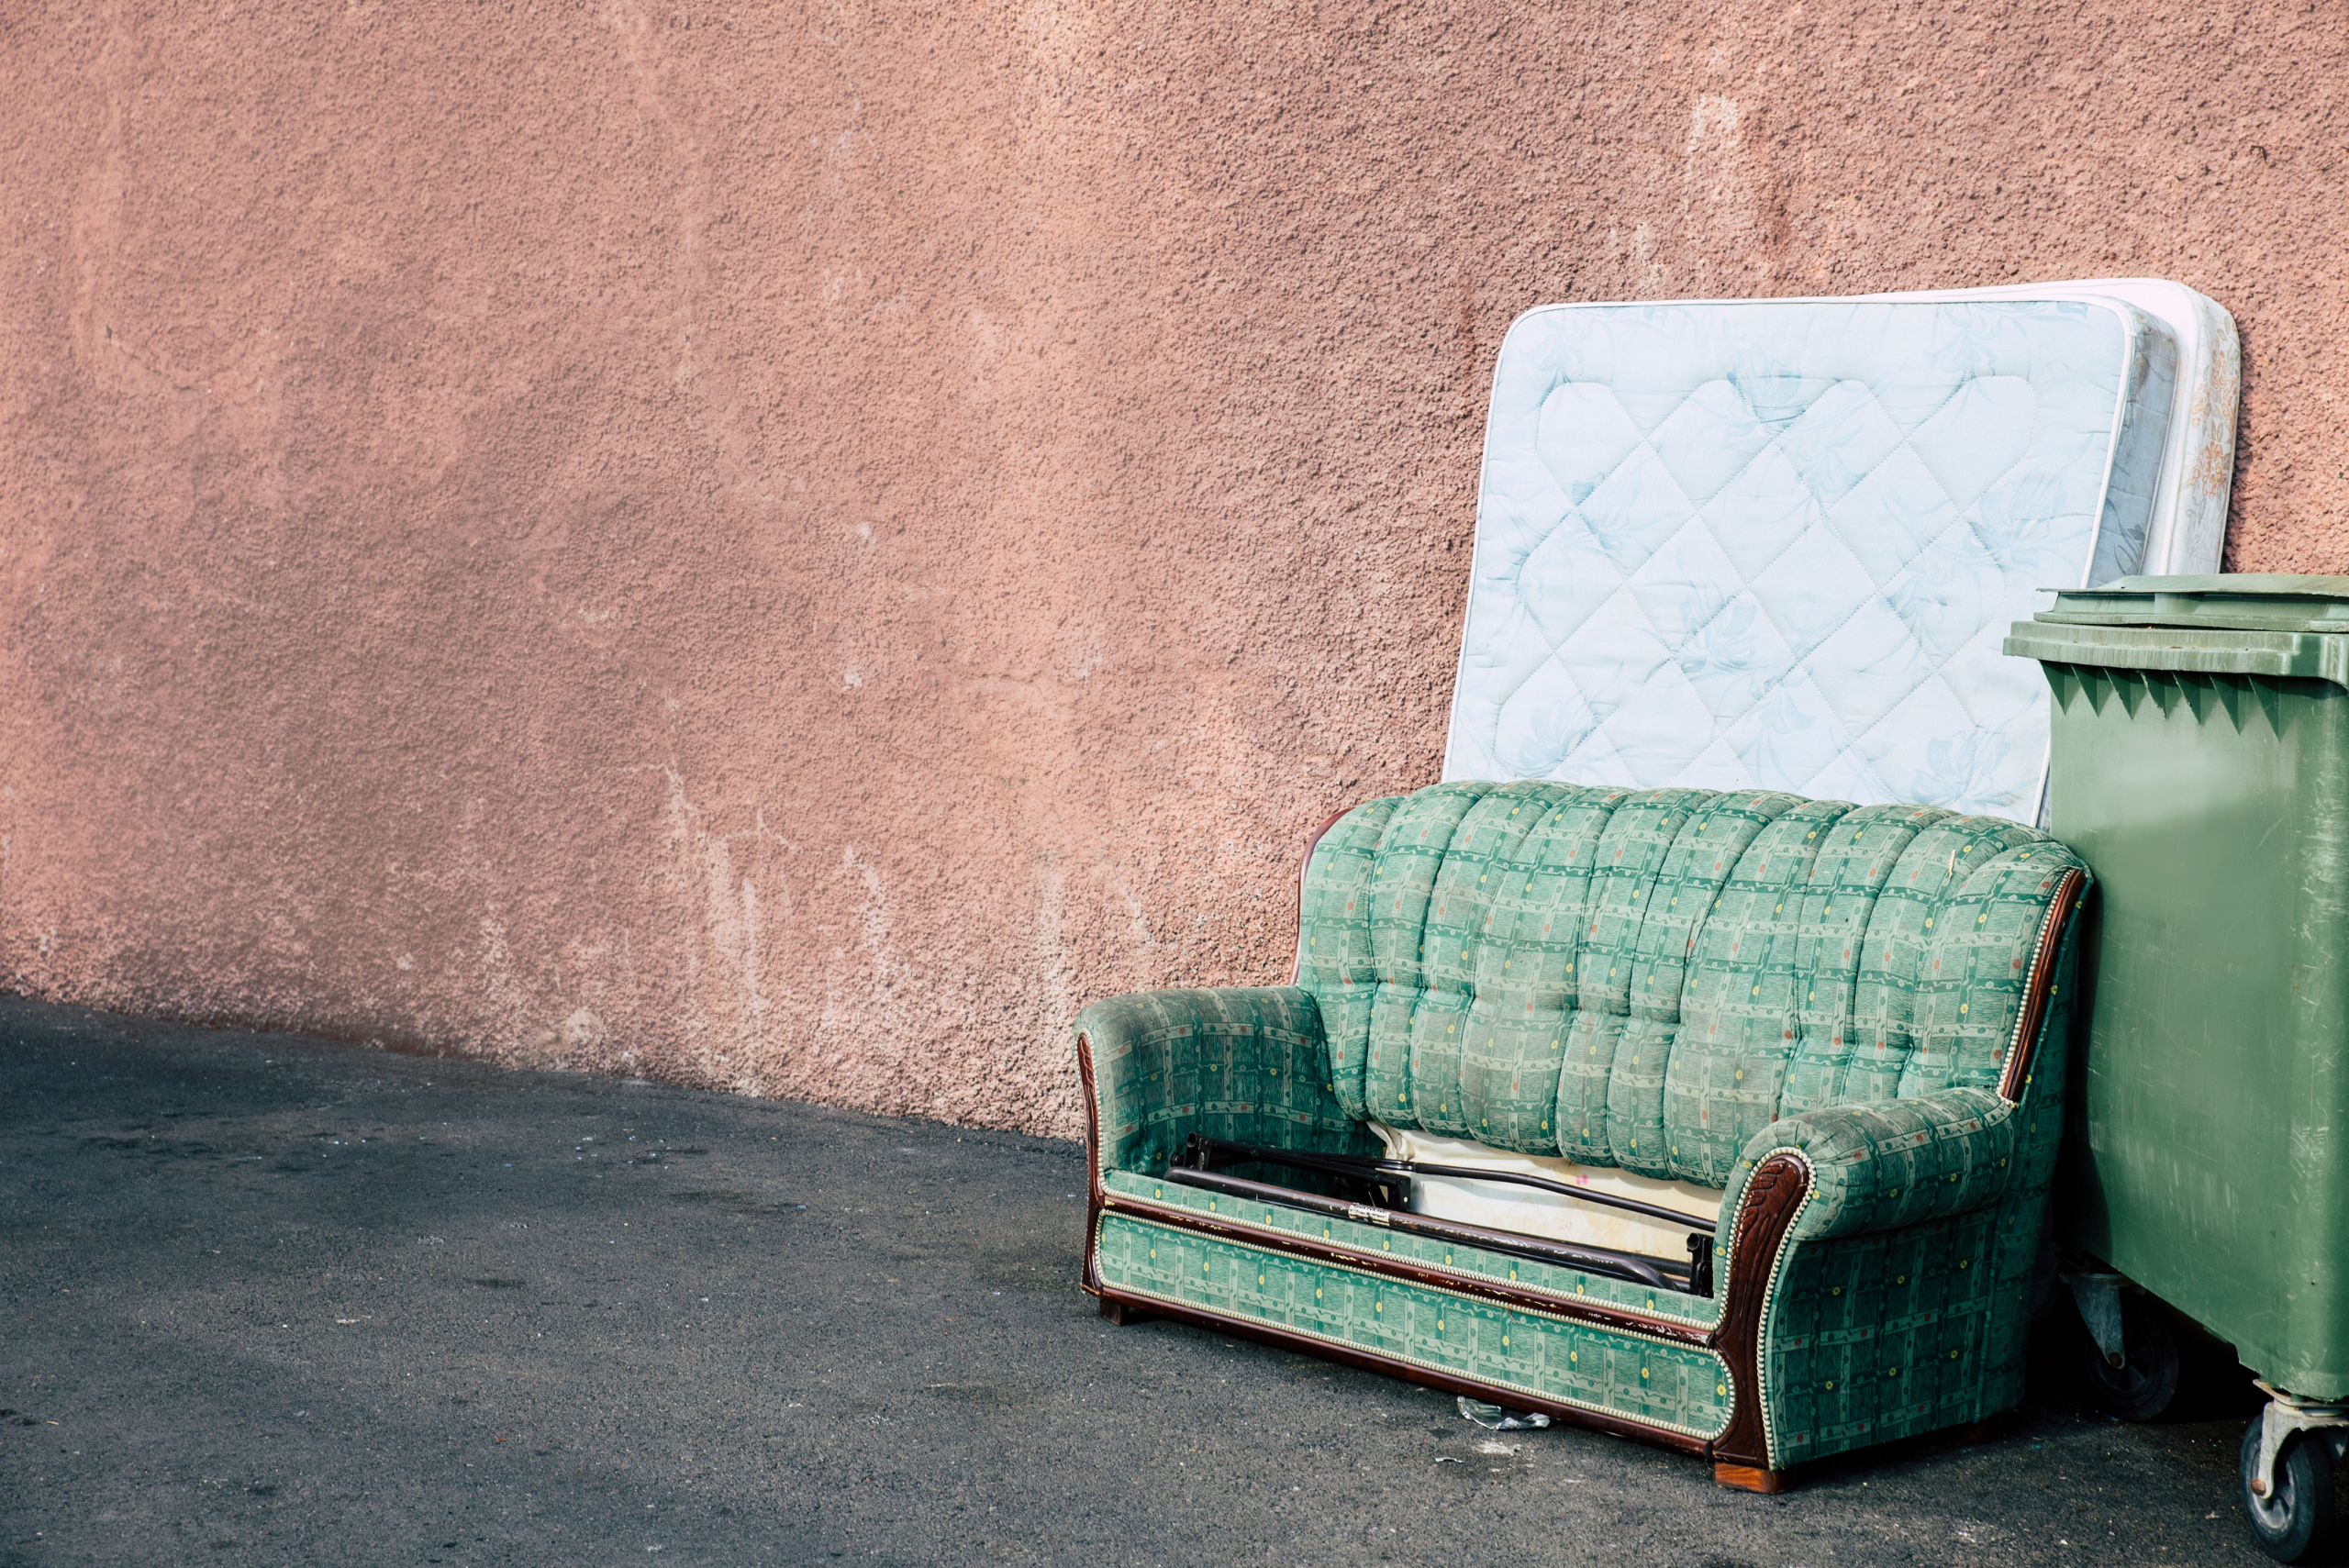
1100, 1297, 1151, 1327
1714, 1462, 1787, 1495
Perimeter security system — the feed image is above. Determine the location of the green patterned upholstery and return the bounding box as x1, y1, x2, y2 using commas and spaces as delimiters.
1297, 784, 2074, 1188
1093, 1211, 1736, 1437
1719, 916, 2079, 1468
1077, 781, 2088, 1478
1079, 986, 1381, 1184
1742, 1088, 2022, 1240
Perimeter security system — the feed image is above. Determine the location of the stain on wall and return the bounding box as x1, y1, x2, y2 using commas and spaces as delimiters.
3, 1, 2343, 1134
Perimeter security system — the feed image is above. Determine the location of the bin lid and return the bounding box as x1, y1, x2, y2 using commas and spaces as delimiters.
2032, 574, 2349, 632
2005, 575, 2349, 686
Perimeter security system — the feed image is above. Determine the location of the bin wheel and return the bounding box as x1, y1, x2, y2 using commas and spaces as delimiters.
2078, 1294, 2180, 1421
2241, 1419, 2342, 1563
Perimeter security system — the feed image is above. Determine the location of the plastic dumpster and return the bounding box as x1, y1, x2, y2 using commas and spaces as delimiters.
2005, 575, 2349, 1562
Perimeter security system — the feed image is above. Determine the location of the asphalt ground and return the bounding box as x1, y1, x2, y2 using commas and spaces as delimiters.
0, 995, 2284, 1567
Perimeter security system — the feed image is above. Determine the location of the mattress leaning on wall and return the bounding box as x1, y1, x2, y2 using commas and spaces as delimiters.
1439, 280, 2239, 823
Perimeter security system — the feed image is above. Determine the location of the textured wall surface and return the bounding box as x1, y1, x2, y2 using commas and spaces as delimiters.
3, 1, 2343, 1135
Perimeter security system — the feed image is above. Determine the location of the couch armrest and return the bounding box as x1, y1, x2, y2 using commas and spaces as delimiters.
1074, 986, 1366, 1184
1723, 1087, 2020, 1245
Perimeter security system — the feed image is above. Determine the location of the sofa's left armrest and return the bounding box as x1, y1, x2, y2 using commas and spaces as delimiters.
1075, 985, 1364, 1185
1722, 1086, 2021, 1247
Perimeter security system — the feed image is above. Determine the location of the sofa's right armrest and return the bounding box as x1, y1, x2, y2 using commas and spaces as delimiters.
1723, 1086, 2021, 1246
1075, 985, 1356, 1184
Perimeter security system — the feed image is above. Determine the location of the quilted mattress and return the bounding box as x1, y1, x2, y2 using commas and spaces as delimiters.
1442, 281, 2238, 819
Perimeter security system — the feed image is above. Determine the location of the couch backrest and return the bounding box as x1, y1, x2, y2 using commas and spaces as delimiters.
1297, 779, 2082, 1189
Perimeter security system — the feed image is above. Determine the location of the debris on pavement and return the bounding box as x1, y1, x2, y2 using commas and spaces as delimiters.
1457, 1396, 1551, 1431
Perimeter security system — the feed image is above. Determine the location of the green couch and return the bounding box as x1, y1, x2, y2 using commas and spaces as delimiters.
1074, 780, 2087, 1489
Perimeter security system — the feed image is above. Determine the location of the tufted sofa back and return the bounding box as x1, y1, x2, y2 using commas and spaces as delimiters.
1296, 780, 2083, 1190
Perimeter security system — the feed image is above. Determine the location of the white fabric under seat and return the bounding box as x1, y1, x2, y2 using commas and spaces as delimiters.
1373, 1124, 1723, 1264
1442, 283, 2239, 821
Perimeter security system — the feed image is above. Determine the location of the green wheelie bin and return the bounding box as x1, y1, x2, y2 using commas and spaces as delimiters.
2005, 575, 2349, 1562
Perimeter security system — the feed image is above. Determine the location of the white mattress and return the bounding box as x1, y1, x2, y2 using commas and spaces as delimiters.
1441, 281, 2238, 819
1375, 1125, 1722, 1264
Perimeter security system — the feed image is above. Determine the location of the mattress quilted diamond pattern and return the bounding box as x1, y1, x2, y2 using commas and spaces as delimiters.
1445, 298, 2175, 817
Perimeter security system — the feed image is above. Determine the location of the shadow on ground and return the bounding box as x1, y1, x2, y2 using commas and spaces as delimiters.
0, 997, 2275, 1566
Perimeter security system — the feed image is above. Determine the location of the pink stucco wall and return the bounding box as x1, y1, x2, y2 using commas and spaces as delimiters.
4, 1, 2344, 1134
